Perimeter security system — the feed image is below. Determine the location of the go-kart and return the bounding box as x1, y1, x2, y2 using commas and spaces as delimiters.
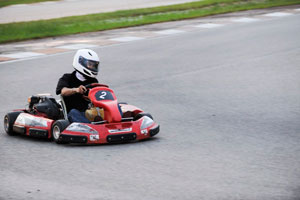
3, 83, 159, 144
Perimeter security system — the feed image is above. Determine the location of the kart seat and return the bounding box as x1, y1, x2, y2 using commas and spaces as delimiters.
35, 97, 61, 119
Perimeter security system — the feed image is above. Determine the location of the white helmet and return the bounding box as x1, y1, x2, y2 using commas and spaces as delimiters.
73, 49, 100, 78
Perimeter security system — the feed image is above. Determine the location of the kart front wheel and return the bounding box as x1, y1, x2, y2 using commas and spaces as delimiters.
4, 112, 22, 136
52, 120, 69, 144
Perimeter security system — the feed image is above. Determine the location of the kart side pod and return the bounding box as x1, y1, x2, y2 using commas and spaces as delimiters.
88, 87, 122, 123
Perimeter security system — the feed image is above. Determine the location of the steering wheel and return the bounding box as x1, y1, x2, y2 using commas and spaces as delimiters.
84, 83, 109, 96
85, 83, 109, 89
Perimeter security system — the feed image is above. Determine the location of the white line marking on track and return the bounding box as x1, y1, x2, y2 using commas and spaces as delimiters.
10, 4, 28, 7
193, 23, 224, 28
1, 52, 45, 59
263, 12, 293, 17
56, 44, 98, 49
109, 36, 144, 42
231, 17, 260, 23
39, 2, 56, 5
155, 29, 185, 35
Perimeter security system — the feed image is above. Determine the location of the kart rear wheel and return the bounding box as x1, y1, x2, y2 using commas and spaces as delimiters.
4, 112, 22, 136
52, 120, 70, 144
134, 112, 153, 121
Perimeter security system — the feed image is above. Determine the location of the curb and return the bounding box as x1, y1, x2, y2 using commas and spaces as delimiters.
0, 6, 299, 64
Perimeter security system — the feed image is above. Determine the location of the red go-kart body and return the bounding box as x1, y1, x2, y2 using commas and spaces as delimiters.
4, 84, 159, 144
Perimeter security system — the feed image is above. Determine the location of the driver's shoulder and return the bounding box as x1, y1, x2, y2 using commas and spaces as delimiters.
61, 72, 75, 80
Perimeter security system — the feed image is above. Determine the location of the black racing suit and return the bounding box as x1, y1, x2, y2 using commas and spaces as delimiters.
56, 71, 98, 113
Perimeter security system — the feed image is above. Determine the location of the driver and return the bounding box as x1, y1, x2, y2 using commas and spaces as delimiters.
56, 49, 100, 123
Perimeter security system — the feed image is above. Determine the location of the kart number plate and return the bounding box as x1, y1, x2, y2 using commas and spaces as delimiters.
95, 91, 114, 101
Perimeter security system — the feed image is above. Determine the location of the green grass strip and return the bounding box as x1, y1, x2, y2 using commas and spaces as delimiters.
0, 0, 59, 8
0, 0, 299, 43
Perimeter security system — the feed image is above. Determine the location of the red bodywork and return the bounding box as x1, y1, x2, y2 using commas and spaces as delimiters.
58, 87, 159, 144
11, 86, 159, 144
13, 112, 54, 139
60, 117, 159, 144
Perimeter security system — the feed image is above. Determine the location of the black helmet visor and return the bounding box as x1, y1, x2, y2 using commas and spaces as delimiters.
79, 56, 99, 72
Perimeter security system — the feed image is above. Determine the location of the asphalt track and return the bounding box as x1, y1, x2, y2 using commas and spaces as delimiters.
0, 14, 300, 200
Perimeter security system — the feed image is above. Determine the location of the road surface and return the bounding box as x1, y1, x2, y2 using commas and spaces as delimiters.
0, 13, 299, 200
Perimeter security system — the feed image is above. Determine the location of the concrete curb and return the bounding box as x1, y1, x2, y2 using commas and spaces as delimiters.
0, 6, 299, 64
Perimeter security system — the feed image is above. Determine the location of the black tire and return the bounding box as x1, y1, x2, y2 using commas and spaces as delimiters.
4, 112, 22, 136
134, 112, 153, 121
52, 120, 70, 144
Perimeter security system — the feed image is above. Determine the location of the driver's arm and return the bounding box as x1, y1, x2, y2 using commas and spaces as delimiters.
61, 85, 87, 96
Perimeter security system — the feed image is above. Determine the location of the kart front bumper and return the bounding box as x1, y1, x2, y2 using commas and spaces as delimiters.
149, 125, 159, 137
59, 134, 88, 144
59, 125, 160, 144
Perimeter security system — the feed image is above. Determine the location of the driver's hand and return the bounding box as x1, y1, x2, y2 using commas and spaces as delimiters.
76, 85, 87, 94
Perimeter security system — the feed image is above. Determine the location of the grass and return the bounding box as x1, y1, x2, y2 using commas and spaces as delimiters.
0, 0, 59, 8
0, 0, 299, 43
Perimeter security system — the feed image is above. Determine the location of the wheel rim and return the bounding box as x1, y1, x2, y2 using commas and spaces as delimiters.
53, 125, 61, 140
4, 116, 9, 132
